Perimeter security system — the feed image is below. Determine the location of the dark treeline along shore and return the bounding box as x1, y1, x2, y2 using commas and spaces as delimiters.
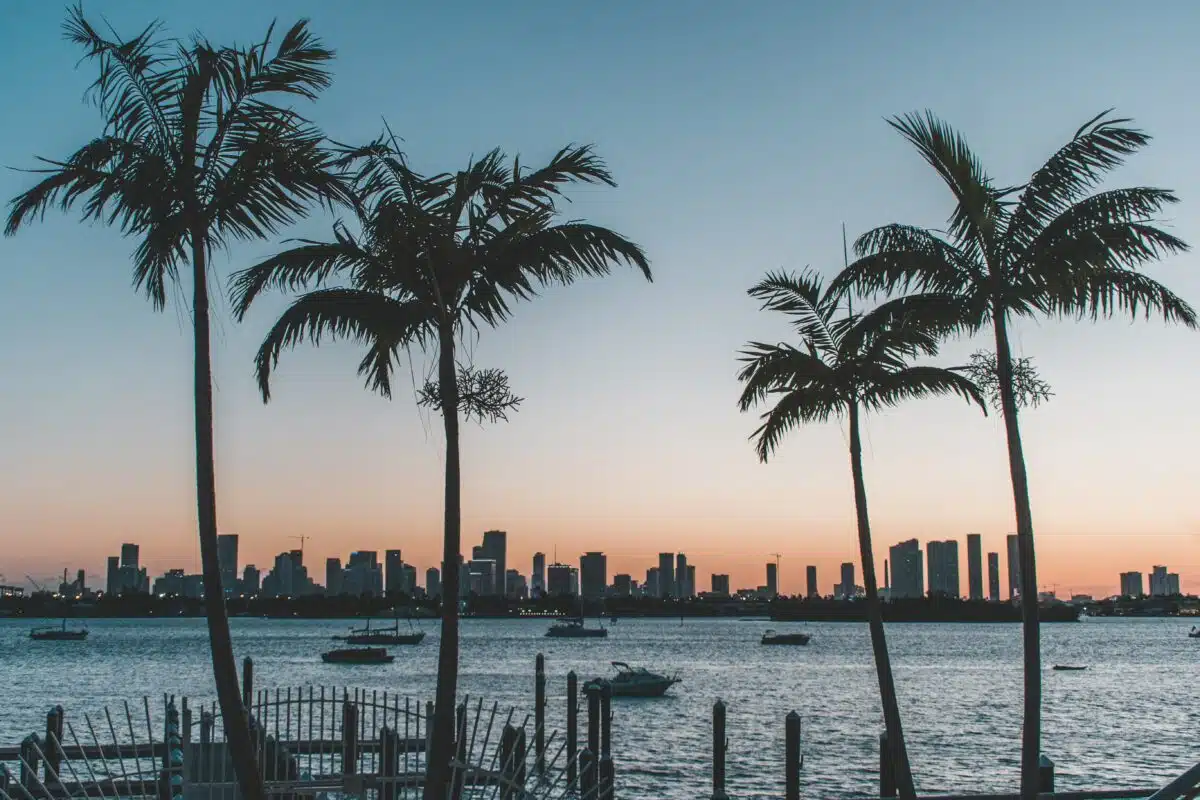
4, 7, 1197, 800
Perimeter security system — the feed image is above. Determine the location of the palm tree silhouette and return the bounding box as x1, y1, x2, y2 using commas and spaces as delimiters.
5, 10, 343, 799
830, 110, 1196, 799
229, 137, 650, 799
738, 268, 985, 800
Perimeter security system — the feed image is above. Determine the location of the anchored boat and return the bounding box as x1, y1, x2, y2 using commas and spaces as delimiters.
30, 620, 88, 641
334, 615, 425, 646
545, 616, 608, 638
584, 662, 681, 697
761, 629, 811, 646
321, 647, 394, 664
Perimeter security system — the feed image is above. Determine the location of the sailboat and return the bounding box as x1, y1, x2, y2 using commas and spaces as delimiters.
31, 619, 88, 641
333, 610, 425, 646
545, 597, 607, 638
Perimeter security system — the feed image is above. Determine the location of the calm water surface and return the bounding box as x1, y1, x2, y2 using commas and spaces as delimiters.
0, 616, 1193, 798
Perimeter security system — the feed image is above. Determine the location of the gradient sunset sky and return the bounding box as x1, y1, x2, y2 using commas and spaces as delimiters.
2, 1, 1198, 598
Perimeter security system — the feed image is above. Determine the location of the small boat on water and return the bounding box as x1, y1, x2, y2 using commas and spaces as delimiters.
321, 647, 394, 664
1189, 626, 1200, 639
30, 620, 88, 641
584, 662, 681, 697
545, 616, 608, 638
333, 615, 425, 646
1052, 665, 1087, 671
761, 629, 811, 646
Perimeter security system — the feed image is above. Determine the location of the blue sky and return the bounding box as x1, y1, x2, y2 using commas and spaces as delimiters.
1, 1, 1198, 596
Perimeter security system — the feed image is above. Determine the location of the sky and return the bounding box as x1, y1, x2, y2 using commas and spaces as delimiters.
1, 1, 1199, 599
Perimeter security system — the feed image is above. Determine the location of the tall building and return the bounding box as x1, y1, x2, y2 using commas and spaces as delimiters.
1168, 573, 1181, 596
547, 563, 575, 596
121, 543, 139, 570
242, 565, 260, 595
217, 534, 239, 595
532, 552, 546, 597
888, 539, 923, 599
766, 562, 778, 598
326, 558, 344, 596
385, 550, 404, 594
927, 540, 961, 598
687, 565, 696, 599
580, 552, 608, 600
1120, 571, 1144, 598
675, 554, 689, 597
505, 569, 527, 599
1006, 534, 1020, 600
613, 574, 633, 597
805, 565, 818, 598
837, 563, 856, 599
106, 556, 120, 596
658, 554, 675, 598
477, 531, 508, 596
711, 574, 730, 596
987, 553, 1000, 601
1150, 566, 1173, 597
645, 568, 660, 599
426, 567, 441, 599
467, 559, 498, 596
344, 551, 383, 596
966, 533, 983, 600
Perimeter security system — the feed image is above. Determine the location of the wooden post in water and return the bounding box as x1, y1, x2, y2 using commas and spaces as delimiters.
454, 702, 468, 766
500, 724, 518, 800
879, 731, 897, 798
516, 726, 528, 790
535, 653, 546, 774
44, 705, 64, 781
785, 711, 801, 800
242, 657, 254, 710
425, 700, 434, 758
585, 682, 601, 796
566, 671, 578, 790
598, 682, 614, 800
1039, 755, 1056, 793
181, 698, 192, 745
579, 747, 596, 800
712, 700, 728, 800
342, 700, 359, 776
19, 735, 39, 793
380, 726, 399, 800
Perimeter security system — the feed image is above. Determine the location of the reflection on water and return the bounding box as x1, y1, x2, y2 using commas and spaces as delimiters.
0, 616, 1193, 799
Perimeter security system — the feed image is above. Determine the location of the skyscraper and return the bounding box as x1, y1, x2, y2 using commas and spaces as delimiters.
888, 539, 923, 598
479, 531, 507, 596
927, 540, 960, 598
675, 554, 689, 597
838, 562, 856, 599
966, 533, 983, 600
766, 562, 778, 598
1120, 571, 1144, 598
242, 565, 260, 595
987, 552, 1000, 601
326, 557, 343, 596
687, 565, 696, 599
1150, 566, 1170, 597
426, 567, 441, 599
121, 543, 139, 569
217, 534, 239, 595
106, 556, 120, 596
580, 552, 607, 600
613, 574, 633, 596
547, 563, 575, 596
805, 565, 818, 598
532, 552, 546, 597
658, 553, 675, 599
385, 550, 404, 594
1006, 534, 1020, 600
467, 559, 498, 595
711, 574, 730, 596
645, 568, 660, 599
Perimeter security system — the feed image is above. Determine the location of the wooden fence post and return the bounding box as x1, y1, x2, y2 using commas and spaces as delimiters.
579, 747, 596, 800
535, 653, 546, 774
425, 700, 434, 758
879, 731, 897, 798
785, 711, 801, 800
19, 735, 40, 793
379, 726, 399, 800
1039, 755, 1056, 794
181, 699, 192, 745
242, 657, 254, 710
566, 671, 578, 790
515, 726, 527, 790
713, 700, 728, 800
500, 724, 518, 800
585, 682, 601, 795
342, 700, 359, 776
598, 683, 613, 800
44, 705, 64, 781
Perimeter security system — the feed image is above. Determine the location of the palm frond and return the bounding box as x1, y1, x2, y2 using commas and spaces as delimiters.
477, 143, 616, 227
836, 224, 979, 298
860, 365, 987, 415
747, 383, 845, 462
1036, 263, 1197, 327
847, 292, 981, 361
252, 288, 432, 400
735, 342, 836, 411
747, 270, 838, 356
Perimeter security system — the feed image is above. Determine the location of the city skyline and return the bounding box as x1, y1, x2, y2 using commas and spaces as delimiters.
2, 1, 1200, 599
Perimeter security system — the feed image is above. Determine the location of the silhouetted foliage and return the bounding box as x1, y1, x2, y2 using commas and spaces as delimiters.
958, 350, 1054, 412
418, 365, 524, 424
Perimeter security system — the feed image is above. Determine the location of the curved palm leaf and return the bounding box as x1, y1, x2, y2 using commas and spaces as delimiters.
860, 365, 987, 414
747, 270, 839, 356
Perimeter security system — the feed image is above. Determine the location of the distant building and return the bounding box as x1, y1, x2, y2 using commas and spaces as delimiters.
613, 574, 633, 597
532, 553, 546, 598
987, 553, 1000, 602
121, 543, 139, 570
217, 534, 239, 596
1168, 573, 1181, 596
1120, 571, 1144, 598
106, 556, 120, 596
675, 554, 689, 598
467, 559, 498, 596
966, 533, 983, 600
400, 563, 417, 595
687, 565, 696, 599
1006, 534, 1020, 600
547, 563, 576, 596
580, 552, 607, 600
385, 550, 404, 594
426, 567, 441, 599
645, 568, 660, 599
242, 565, 260, 596
473, 531, 507, 596
806, 565, 818, 598
342, 551, 383, 597
711, 574, 730, 596
836, 563, 856, 600
325, 558, 344, 596
766, 562, 778, 598
658, 554, 675, 599
927, 540, 960, 598
505, 569, 527, 599
889, 540, 923, 599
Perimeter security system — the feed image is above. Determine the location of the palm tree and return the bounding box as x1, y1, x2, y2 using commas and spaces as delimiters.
228, 138, 650, 800
5, 9, 344, 799
830, 110, 1196, 799
737, 268, 986, 800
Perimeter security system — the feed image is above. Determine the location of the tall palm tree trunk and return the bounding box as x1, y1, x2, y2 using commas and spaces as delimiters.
190, 235, 265, 800
425, 325, 462, 800
992, 309, 1041, 800
848, 401, 916, 800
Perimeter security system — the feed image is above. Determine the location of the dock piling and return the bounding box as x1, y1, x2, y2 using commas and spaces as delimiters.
566, 671, 578, 789
19, 735, 39, 792
785, 711, 801, 800
379, 726, 399, 800
341, 699, 359, 776
880, 731, 897, 798
713, 700, 728, 800
44, 705, 63, 781
585, 682, 601, 794
580, 747, 596, 800
242, 658, 254, 710
535, 653, 546, 774
1039, 755, 1056, 793
500, 724, 518, 800
598, 682, 613, 800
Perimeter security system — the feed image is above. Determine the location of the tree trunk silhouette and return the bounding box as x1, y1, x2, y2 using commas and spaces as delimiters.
992, 308, 1041, 800
191, 234, 265, 800
424, 324, 462, 800
848, 401, 916, 800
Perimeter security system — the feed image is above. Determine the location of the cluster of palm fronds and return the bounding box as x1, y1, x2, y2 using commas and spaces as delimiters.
737, 111, 1194, 800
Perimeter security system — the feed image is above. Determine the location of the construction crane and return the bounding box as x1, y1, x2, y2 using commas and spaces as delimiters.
289, 535, 311, 561
770, 553, 782, 595
26, 574, 54, 593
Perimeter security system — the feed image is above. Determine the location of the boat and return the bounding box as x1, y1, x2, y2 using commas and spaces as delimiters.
584, 662, 681, 697
333, 615, 425, 646
321, 647, 394, 664
1051, 665, 1087, 671
1189, 626, 1200, 639
545, 616, 608, 638
30, 620, 88, 641
761, 629, 811, 646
